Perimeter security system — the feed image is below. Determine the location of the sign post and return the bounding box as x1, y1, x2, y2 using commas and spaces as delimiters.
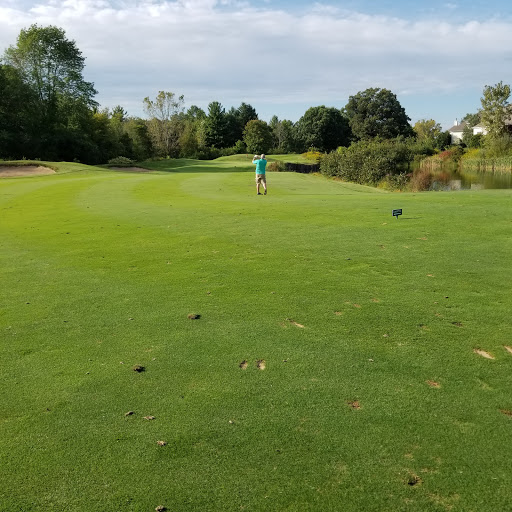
392, 209, 403, 219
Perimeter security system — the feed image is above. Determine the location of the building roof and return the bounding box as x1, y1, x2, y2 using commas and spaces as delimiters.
448, 122, 467, 133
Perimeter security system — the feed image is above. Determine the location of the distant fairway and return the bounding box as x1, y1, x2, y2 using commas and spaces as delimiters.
1, 157, 512, 511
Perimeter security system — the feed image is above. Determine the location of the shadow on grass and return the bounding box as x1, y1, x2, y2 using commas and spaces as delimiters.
139, 158, 253, 174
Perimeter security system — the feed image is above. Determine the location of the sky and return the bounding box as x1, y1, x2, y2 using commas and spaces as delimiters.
1, 0, 511, 130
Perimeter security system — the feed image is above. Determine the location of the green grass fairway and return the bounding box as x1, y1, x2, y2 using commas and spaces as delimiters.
1, 157, 512, 511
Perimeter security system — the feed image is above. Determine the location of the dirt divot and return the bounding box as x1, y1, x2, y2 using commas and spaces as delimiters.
239, 360, 248, 370
155, 506, 167, 512
187, 313, 200, 320
156, 440, 167, 446
500, 409, 512, 417
473, 349, 495, 360
426, 380, 441, 388
256, 359, 266, 370
143, 416, 156, 420
286, 318, 305, 328
124, 411, 135, 416
347, 400, 360, 409
132, 365, 145, 372
504, 346, 512, 355
0, 165, 55, 177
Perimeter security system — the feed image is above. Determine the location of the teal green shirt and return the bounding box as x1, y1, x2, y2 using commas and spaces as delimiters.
253, 158, 267, 174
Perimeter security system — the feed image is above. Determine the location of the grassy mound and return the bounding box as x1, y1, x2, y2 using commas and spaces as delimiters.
1, 160, 511, 511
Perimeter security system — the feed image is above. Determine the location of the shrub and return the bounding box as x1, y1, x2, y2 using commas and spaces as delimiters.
302, 150, 322, 162
196, 146, 222, 160
266, 161, 286, 172
108, 156, 134, 166
408, 168, 433, 192
320, 138, 413, 185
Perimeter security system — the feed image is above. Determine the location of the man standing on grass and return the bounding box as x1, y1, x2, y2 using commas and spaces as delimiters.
252, 154, 267, 195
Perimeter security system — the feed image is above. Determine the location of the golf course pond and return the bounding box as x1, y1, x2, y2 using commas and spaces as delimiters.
414, 168, 512, 190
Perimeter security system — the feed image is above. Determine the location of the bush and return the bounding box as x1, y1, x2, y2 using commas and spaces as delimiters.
320, 138, 413, 185
408, 168, 433, 192
196, 146, 222, 160
377, 173, 410, 191
108, 156, 134, 166
302, 150, 322, 162
266, 161, 286, 172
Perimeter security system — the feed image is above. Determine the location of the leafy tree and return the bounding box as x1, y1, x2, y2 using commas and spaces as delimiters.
295, 106, 351, 152
3, 24, 97, 127
413, 119, 442, 142
480, 81, 511, 140
179, 119, 200, 157
461, 112, 481, 128
243, 120, 273, 154
345, 88, 414, 140
124, 117, 153, 161
272, 119, 296, 153
237, 102, 258, 129
433, 131, 452, 151
0, 64, 39, 158
186, 105, 206, 121
202, 101, 228, 149
224, 102, 258, 147
143, 91, 185, 156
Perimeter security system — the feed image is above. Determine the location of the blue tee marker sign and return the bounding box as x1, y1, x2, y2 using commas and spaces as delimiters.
392, 208, 403, 219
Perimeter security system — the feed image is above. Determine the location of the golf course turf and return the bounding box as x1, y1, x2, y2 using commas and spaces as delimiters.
1, 156, 512, 511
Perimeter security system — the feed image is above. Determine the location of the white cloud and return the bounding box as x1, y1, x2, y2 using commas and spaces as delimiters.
1, 0, 511, 124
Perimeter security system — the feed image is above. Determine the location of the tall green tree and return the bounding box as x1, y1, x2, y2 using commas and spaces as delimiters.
295, 106, 351, 152
243, 120, 273, 154
271, 118, 296, 153
3, 24, 97, 127
345, 88, 413, 140
480, 81, 511, 140
143, 91, 185, 156
0, 64, 38, 158
203, 101, 228, 149
413, 119, 442, 142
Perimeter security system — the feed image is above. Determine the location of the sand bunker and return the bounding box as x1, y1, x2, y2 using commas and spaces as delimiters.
109, 167, 151, 173
0, 165, 55, 177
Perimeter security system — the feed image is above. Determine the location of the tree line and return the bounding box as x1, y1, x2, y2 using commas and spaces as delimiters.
1, 24, 510, 171
0, 24, 419, 164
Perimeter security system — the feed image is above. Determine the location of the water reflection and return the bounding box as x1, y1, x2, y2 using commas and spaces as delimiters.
415, 168, 512, 190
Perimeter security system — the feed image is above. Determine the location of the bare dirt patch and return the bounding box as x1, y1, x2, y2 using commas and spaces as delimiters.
286, 318, 305, 328
500, 409, 512, 417
347, 400, 361, 409
0, 165, 55, 177
109, 167, 151, 173
504, 346, 512, 355
426, 380, 441, 388
239, 360, 248, 370
473, 349, 495, 360
256, 359, 266, 370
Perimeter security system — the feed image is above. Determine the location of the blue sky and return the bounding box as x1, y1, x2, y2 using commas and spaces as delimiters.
1, 0, 511, 130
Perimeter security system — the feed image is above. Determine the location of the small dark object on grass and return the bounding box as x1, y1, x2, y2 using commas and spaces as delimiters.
407, 474, 422, 486
188, 313, 201, 320
132, 365, 145, 372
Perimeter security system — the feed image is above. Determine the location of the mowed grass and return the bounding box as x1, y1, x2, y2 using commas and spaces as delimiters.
1, 156, 512, 511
